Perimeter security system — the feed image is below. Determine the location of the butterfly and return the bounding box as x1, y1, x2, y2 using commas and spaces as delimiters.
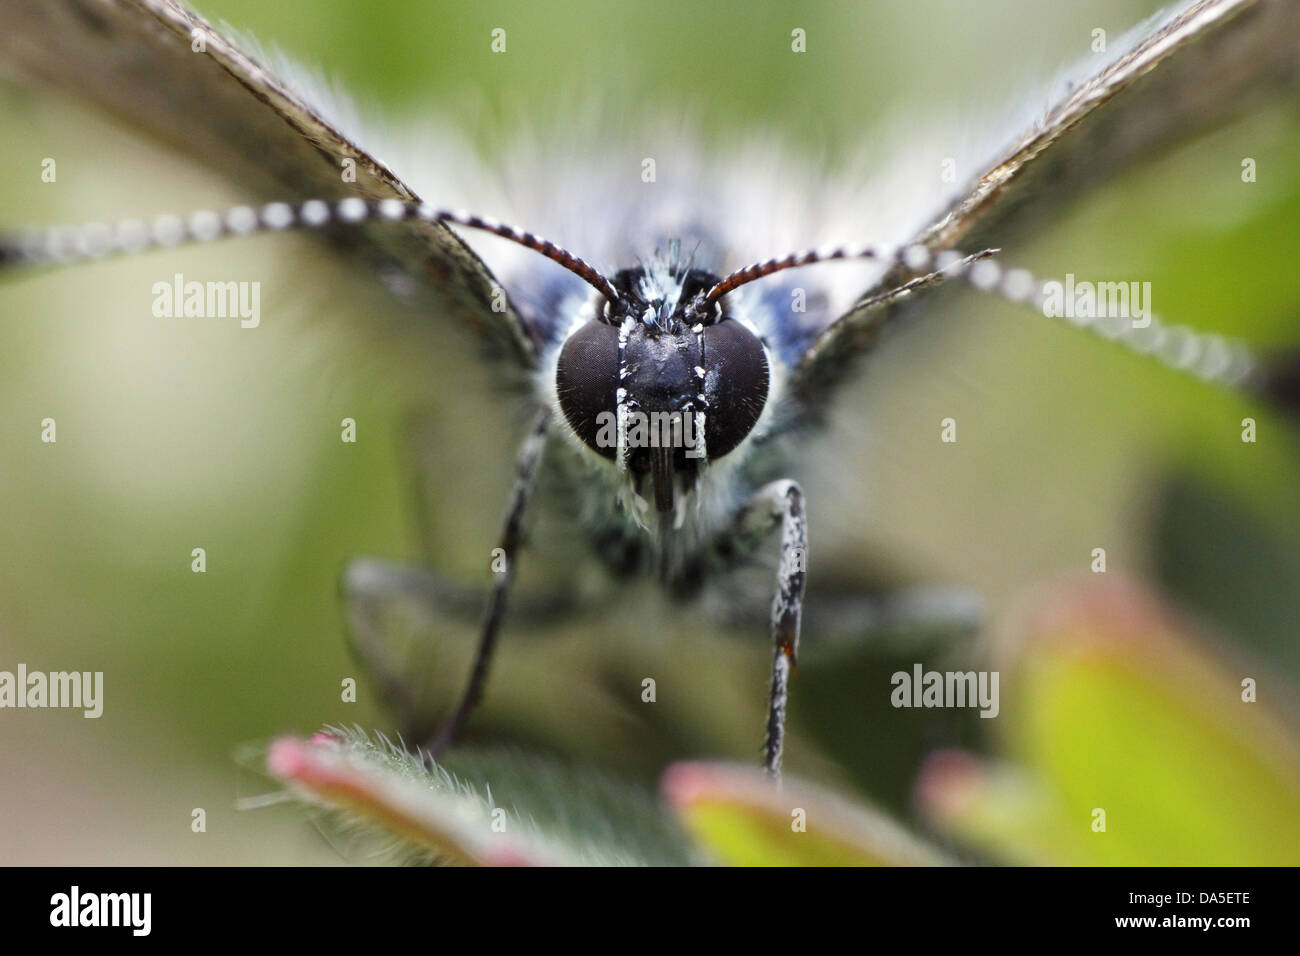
1, 0, 1297, 783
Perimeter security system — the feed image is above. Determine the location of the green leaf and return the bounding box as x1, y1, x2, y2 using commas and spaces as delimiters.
919, 577, 1300, 864
265, 725, 695, 865
662, 761, 951, 866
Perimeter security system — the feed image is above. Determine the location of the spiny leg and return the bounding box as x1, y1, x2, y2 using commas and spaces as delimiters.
723, 480, 808, 777
424, 407, 551, 761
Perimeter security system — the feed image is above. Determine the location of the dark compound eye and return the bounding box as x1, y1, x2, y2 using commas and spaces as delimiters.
555, 316, 769, 463
700, 318, 768, 459
555, 319, 620, 459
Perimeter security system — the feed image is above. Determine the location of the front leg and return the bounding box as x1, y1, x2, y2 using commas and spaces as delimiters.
424, 407, 551, 760
726, 480, 808, 777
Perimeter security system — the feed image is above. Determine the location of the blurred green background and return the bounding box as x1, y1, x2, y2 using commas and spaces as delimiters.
0, 0, 1297, 864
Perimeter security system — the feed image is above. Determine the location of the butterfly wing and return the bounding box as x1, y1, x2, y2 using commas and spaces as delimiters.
0, 0, 537, 366
793, 0, 1300, 401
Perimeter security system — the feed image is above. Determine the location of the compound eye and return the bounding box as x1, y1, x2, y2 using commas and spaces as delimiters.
556, 319, 620, 459
701, 319, 769, 459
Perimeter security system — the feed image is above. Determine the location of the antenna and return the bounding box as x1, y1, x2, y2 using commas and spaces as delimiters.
0, 197, 621, 303
694, 241, 1259, 393
702, 243, 903, 304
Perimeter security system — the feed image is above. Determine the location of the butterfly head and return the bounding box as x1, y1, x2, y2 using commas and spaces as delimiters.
555, 262, 769, 513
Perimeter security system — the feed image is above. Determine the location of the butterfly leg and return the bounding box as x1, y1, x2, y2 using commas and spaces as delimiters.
341, 556, 579, 739
424, 407, 551, 760
717, 480, 808, 777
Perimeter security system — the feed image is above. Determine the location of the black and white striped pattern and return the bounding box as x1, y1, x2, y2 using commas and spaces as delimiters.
700, 242, 912, 304
954, 251, 1258, 389
0, 196, 622, 304
692, 322, 709, 465
704, 477, 807, 776
731, 478, 806, 777
701, 241, 1258, 391
2, 199, 1260, 393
